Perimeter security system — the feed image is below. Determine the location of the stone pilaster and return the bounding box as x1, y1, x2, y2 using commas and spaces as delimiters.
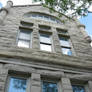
88, 81, 92, 92
61, 78, 73, 92
31, 73, 41, 92
0, 64, 8, 92
32, 24, 40, 50
52, 27, 61, 53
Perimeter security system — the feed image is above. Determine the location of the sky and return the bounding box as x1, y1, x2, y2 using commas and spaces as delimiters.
0, 0, 92, 39
80, 13, 92, 38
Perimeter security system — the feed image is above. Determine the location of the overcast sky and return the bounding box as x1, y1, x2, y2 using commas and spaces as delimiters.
0, 0, 92, 38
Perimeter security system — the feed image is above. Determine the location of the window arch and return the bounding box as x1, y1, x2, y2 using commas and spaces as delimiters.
24, 12, 62, 24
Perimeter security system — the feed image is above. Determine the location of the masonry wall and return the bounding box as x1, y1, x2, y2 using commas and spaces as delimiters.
0, 3, 92, 92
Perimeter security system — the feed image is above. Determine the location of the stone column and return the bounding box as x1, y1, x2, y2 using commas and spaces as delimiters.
78, 24, 91, 43
32, 24, 40, 50
31, 73, 41, 92
61, 78, 73, 92
0, 1, 13, 24
88, 81, 92, 92
52, 27, 61, 53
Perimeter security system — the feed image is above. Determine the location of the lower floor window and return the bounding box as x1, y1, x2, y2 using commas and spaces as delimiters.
72, 85, 85, 92
8, 77, 27, 92
42, 81, 58, 92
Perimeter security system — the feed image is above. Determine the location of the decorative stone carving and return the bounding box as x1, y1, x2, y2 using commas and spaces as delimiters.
78, 24, 91, 43
0, 0, 13, 24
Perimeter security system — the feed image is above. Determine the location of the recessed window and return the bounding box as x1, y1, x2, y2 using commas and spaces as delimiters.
20, 21, 33, 27
59, 37, 70, 47
40, 33, 52, 52
57, 28, 68, 35
42, 81, 58, 92
8, 77, 27, 92
59, 36, 72, 55
32, 0, 41, 3
39, 25, 51, 30
72, 85, 85, 92
17, 28, 32, 48
24, 13, 61, 24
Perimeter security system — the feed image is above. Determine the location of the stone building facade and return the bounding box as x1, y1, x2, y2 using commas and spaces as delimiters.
0, 1, 92, 92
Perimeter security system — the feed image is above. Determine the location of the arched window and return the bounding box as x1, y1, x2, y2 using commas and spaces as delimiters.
24, 12, 62, 24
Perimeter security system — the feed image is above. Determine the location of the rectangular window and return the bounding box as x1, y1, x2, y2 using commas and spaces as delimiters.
72, 85, 85, 92
20, 21, 33, 27
62, 47, 72, 56
57, 28, 68, 35
59, 36, 72, 55
42, 81, 58, 92
8, 77, 27, 92
59, 37, 70, 47
40, 33, 52, 52
18, 28, 32, 48
32, 0, 42, 3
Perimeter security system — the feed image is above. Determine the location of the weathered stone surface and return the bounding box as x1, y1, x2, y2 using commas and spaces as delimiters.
61, 78, 73, 92
0, 2, 92, 92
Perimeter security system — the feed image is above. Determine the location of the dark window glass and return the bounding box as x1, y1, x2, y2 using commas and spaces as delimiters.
42, 81, 58, 92
8, 77, 27, 92
57, 29, 67, 34
72, 85, 85, 92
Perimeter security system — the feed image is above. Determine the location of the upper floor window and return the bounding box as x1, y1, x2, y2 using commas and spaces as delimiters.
42, 81, 58, 92
20, 21, 33, 28
57, 28, 68, 35
24, 13, 61, 24
17, 28, 32, 48
8, 77, 27, 92
59, 37, 70, 47
32, 0, 41, 3
59, 36, 72, 55
40, 33, 52, 52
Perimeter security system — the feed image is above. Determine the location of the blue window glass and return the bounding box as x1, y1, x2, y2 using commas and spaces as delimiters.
42, 81, 58, 92
8, 77, 27, 92
72, 85, 85, 92
62, 48, 72, 56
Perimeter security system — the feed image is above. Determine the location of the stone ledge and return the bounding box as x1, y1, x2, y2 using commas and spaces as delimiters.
0, 48, 92, 70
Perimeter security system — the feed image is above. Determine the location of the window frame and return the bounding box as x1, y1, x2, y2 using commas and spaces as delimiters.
24, 12, 62, 24
6, 74, 29, 92
59, 35, 72, 55
41, 77, 60, 92
42, 81, 58, 92
32, 0, 42, 3
39, 32, 53, 52
71, 79, 89, 92
72, 84, 85, 92
17, 27, 33, 48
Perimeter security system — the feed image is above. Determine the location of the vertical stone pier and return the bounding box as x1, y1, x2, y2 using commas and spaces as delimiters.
78, 24, 91, 43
